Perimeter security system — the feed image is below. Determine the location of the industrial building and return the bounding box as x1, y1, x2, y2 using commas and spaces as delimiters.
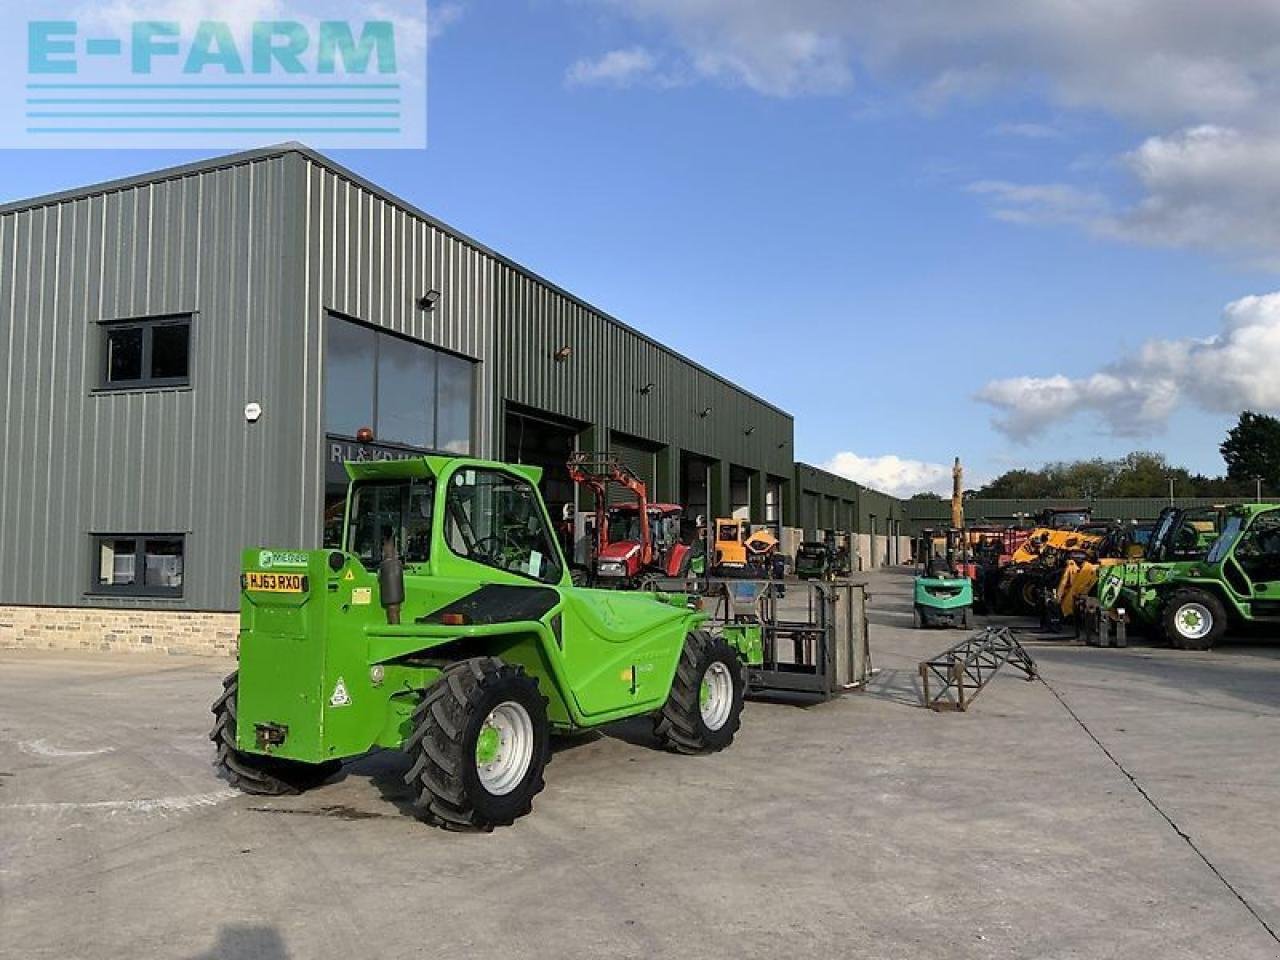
0, 143, 903, 628
904, 496, 1263, 536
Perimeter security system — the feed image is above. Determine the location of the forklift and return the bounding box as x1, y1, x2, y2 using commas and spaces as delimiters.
912, 458, 974, 629
913, 526, 974, 628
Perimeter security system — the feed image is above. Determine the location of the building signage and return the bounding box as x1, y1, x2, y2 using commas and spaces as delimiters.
326, 436, 421, 485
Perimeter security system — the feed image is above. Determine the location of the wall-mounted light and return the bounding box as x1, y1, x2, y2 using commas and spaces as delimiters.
699, 407, 712, 418
744, 426, 756, 436
417, 290, 441, 312
356, 426, 375, 444
554, 345, 572, 362
639, 382, 655, 396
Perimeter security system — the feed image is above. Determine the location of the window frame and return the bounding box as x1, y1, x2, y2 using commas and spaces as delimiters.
98, 314, 193, 392
323, 311, 476, 456
344, 479, 437, 572
442, 467, 564, 586
88, 533, 186, 598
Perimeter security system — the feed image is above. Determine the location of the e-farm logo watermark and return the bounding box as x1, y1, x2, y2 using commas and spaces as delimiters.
3, 1, 427, 149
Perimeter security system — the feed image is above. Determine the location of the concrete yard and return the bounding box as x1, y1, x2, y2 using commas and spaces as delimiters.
2, 568, 1278, 960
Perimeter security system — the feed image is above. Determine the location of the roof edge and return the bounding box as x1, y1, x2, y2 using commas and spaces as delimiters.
0, 142, 794, 420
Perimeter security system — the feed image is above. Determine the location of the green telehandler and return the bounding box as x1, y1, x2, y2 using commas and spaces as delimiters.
211, 456, 763, 830
1097, 503, 1280, 649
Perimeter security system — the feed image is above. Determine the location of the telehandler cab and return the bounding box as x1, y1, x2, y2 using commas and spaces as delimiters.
212, 456, 761, 830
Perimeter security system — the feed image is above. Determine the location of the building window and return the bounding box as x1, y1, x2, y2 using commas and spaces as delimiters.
101, 315, 192, 389
324, 313, 474, 453
92, 535, 185, 597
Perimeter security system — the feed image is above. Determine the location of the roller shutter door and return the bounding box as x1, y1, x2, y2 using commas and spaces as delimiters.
801, 492, 820, 538
608, 434, 658, 505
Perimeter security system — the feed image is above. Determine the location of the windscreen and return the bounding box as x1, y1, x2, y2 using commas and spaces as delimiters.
1206, 516, 1243, 565
444, 468, 563, 584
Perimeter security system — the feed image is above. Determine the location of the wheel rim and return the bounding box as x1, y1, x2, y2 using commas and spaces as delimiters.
699, 661, 734, 731
475, 701, 534, 796
1176, 602, 1213, 640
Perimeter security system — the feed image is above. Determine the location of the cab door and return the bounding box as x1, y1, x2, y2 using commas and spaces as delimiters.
1228, 510, 1280, 613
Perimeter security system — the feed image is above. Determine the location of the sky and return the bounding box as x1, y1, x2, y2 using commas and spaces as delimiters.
6, 1, 1280, 497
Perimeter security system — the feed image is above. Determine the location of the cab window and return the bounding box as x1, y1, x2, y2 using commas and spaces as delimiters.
1234, 513, 1280, 583
444, 468, 563, 584
346, 480, 434, 570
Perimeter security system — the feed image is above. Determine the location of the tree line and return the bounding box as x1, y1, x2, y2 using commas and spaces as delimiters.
912, 411, 1280, 501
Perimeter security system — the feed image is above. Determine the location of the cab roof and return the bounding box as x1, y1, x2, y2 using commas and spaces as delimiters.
344, 456, 544, 488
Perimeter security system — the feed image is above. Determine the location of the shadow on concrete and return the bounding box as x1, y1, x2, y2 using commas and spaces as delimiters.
351, 750, 418, 820
550, 730, 605, 754
860, 667, 925, 708
1036, 642, 1280, 714
598, 715, 659, 749
187, 925, 288, 960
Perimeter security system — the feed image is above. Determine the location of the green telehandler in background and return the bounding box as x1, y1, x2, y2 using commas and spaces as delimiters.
212, 456, 762, 831
1097, 503, 1280, 649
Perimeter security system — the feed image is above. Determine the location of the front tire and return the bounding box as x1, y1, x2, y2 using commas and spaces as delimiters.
403, 658, 550, 831
210, 672, 341, 796
654, 630, 746, 754
1162, 589, 1227, 650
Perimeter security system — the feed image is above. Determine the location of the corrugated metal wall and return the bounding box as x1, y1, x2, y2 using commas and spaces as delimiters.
0, 154, 312, 610
608, 433, 658, 505
492, 267, 793, 481
295, 155, 500, 545
1, 145, 805, 611
295, 150, 793, 527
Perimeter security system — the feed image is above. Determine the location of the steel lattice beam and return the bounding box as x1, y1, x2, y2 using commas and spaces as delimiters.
918, 627, 1037, 712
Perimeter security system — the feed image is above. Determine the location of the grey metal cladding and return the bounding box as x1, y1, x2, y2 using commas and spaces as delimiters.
0, 144, 808, 611
294, 149, 793, 481
294, 154, 500, 545
493, 267, 793, 477
0, 154, 312, 609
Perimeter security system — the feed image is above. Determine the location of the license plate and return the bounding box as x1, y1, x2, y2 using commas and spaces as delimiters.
244, 572, 306, 593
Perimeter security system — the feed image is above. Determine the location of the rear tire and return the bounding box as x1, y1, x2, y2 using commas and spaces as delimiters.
912, 606, 924, 629
210, 672, 342, 796
1162, 589, 1228, 651
960, 607, 971, 630
654, 630, 746, 755
403, 657, 550, 831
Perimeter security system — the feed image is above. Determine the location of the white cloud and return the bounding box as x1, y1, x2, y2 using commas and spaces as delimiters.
428, 2, 465, 41
566, 47, 665, 87
970, 126, 1280, 263
581, 1, 1280, 118
990, 122, 1062, 140
977, 292, 1280, 442
580, 2, 1280, 262
968, 179, 1109, 227
1118, 126, 1280, 260
819, 452, 960, 498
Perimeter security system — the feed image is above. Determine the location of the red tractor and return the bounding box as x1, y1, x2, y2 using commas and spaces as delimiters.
567, 452, 696, 588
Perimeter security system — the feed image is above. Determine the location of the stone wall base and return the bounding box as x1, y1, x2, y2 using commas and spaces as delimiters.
0, 606, 238, 657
